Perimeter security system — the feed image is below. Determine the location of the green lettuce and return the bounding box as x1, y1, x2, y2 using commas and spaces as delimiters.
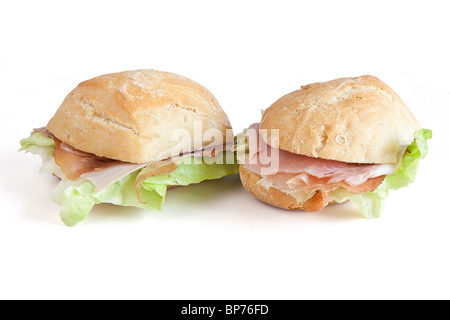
50, 170, 167, 226
331, 129, 432, 218
19, 132, 64, 176
20, 132, 239, 226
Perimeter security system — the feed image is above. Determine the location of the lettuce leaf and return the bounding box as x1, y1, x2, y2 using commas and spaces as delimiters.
20, 131, 55, 150
142, 155, 238, 188
20, 132, 64, 176
345, 129, 432, 218
51, 170, 165, 226
20, 132, 239, 226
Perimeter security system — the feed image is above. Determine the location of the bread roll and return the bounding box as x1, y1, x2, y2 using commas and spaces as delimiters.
47, 69, 232, 163
260, 75, 420, 164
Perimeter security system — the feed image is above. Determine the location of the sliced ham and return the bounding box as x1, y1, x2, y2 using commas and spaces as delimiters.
43, 128, 232, 193
81, 162, 148, 192
32, 127, 53, 138
263, 172, 385, 194
53, 138, 121, 181
246, 123, 400, 186
244, 123, 397, 210
134, 158, 178, 190
303, 190, 332, 212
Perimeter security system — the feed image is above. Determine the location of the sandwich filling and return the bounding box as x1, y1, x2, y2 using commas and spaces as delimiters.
237, 123, 431, 217
20, 128, 239, 226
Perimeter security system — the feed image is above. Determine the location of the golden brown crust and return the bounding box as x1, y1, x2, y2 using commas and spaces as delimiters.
47, 69, 232, 163
260, 75, 420, 164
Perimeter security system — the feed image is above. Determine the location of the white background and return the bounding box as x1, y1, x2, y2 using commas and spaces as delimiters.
1, 0, 449, 300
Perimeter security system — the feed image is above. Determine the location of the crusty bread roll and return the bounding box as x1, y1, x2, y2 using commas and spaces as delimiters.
260, 75, 420, 164
47, 69, 232, 163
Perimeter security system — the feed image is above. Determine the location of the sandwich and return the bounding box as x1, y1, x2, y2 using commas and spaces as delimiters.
20, 69, 238, 226
236, 75, 431, 217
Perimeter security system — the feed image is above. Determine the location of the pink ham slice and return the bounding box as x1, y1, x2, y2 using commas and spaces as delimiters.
38, 127, 231, 193
53, 138, 126, 181
244, 123, 398, 210
34, 128, 144, 191
261, 171, 386, 194
246, 123, 400, 186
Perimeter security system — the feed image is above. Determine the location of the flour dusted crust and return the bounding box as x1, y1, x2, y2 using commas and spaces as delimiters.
47, 69, 232, 163
260, 75, 420, 164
